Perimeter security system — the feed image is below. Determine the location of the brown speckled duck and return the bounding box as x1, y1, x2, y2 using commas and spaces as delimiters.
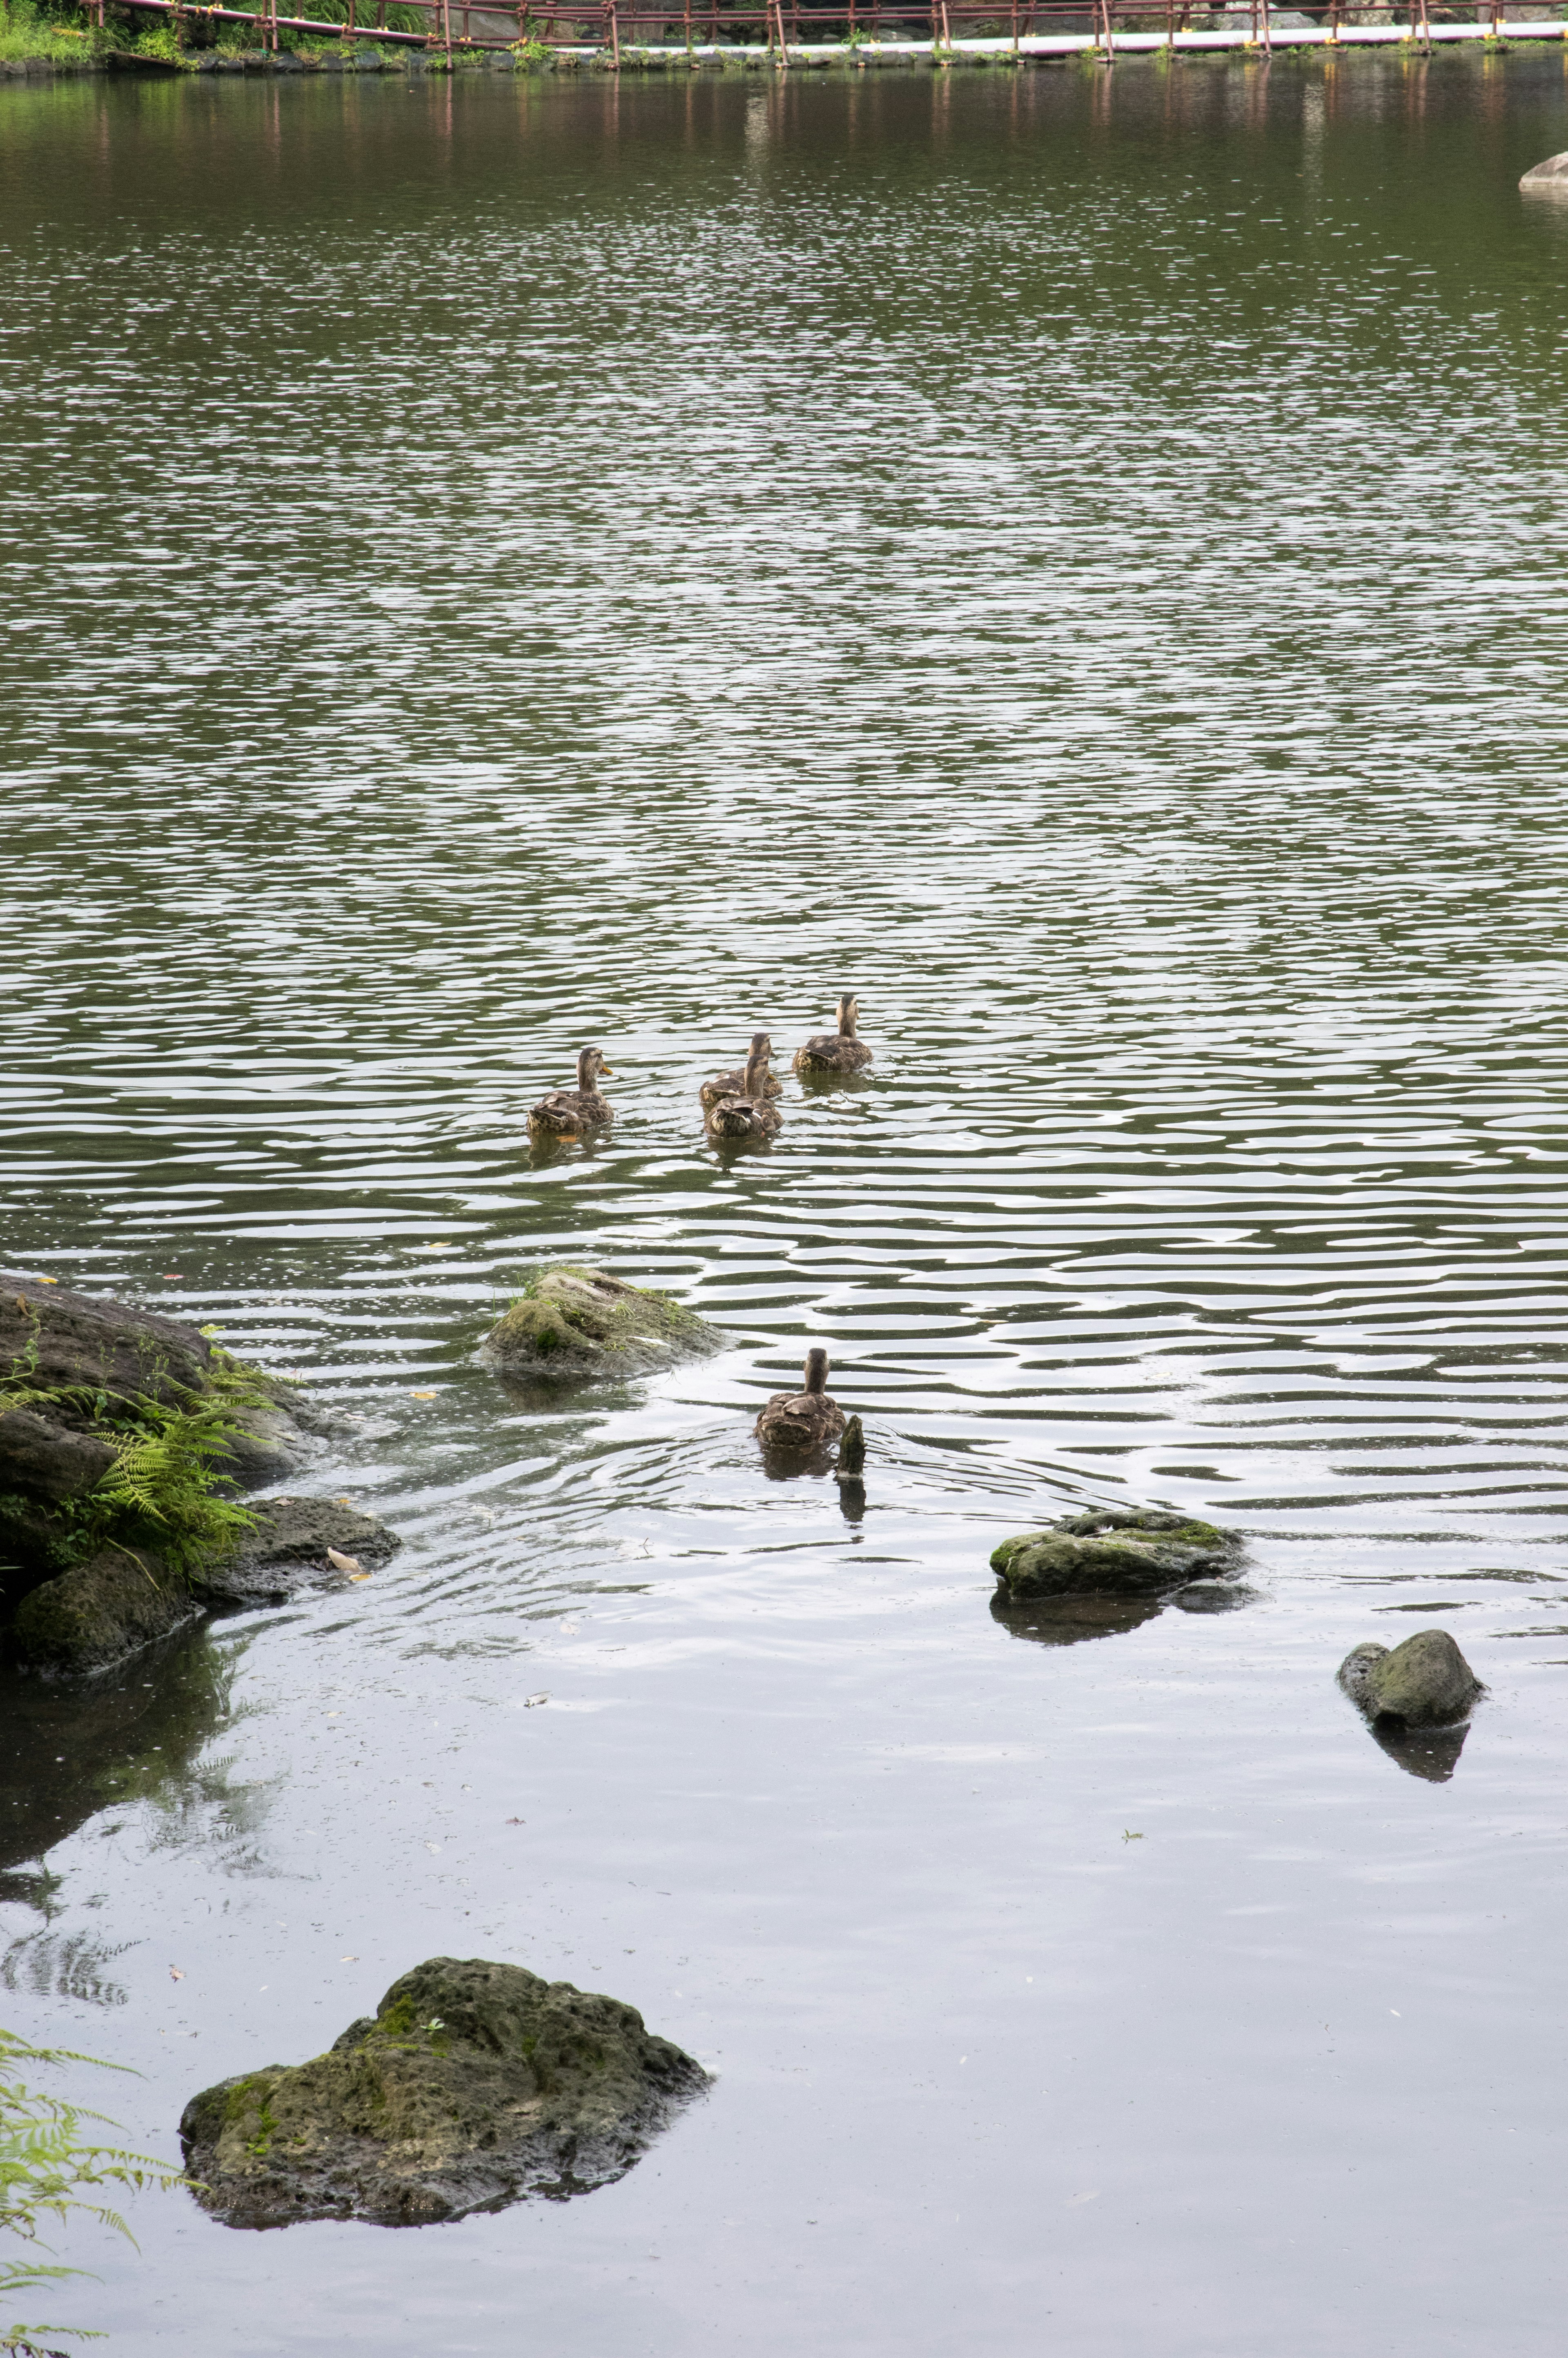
704, 1044, 783, 1141
755, 1346, 846, 1451
528, 1046, 614, 1140
699, 1031, 784, 1112
792, 993, 873, 1076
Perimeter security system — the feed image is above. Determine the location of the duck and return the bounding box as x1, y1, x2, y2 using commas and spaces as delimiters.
792, 993, 873, 1075
704, 1043, 783, 1141
699, 1031, 784, 1111
527, 1046, 614, 1140
755, 1346, 846, 1451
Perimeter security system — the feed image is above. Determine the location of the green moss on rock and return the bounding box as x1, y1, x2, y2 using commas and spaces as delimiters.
11, 1543, 201, 1673
991, 1506, 1244, 1600
480, 1267, 722, 1385
1337, 1630, 1481, 1727
180, 1956, 708, 2227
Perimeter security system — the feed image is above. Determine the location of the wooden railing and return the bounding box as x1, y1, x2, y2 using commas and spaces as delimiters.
100, 0, 1561, 60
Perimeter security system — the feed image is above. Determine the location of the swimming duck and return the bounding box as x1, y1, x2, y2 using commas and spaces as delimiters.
528, 1046, 614, 1140
699, 1031, 784, 1111
704, 1044, 783, 1141
792, 993, 873, 1075
755, 1346, 846, 1451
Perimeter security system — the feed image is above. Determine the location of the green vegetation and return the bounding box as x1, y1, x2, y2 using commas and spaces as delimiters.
1, 2028, 185, 2356
0, 0, 100, 64
0, 1340, 269, 1588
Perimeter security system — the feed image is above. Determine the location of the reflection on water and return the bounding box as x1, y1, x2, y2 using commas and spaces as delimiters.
991, 1590, 1166, 1647
5, 47, 1568, 2358
0, 1635, 249, 1886
1368, 1717, 1472, 1784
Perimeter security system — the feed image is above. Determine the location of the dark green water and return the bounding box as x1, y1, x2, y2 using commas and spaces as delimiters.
5, 51, 1568, 2354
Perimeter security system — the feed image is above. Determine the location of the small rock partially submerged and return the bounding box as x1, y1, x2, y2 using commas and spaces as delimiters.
180, 1956, 707, 2229
1521, 149, 1568, 194
1337, 1629, 1481, 1728
990, 1506, 1244, 1601
480, 1267, 722, 1385
195, 1498, 401, 1606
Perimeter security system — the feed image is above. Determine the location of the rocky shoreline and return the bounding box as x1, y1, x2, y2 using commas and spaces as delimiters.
0, 1274, 399, 1675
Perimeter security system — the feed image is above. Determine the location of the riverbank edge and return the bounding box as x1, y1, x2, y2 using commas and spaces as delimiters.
3, 19, 1563, 69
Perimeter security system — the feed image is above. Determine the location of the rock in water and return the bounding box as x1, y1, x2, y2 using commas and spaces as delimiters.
8, 1499, 402, 1674
1337, 1629, 1481, 1727
480, 1267, 722, 1385
990, 1506, 1243, 1601
1521, 151, 1568, 194
180, 1957, 708, 2228
0, 1273, 383, 1672
0, 1273, 325, 1496
195, 1498, 401, 1606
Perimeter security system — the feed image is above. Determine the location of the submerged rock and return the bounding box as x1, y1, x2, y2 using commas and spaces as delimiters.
195, 1498, 401, 1606
480, 1267, 722, 1385
1337, 1629, 1481, 1728
990, 1506, 1244, 1601
1521, 150, 1568, 194
180, 1956, 707, 2229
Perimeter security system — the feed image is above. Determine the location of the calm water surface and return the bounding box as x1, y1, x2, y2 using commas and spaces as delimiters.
4, 50, 1568, 2355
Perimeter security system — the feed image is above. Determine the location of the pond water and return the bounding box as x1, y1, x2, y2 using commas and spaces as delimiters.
5, 48, 1568, 2356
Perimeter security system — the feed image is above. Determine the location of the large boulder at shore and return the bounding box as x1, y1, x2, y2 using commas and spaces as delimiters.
0, 1274, 325, 1497
479, 1266, 722, 1385
0, 1273, 388, 1672
180, 1956, 707, 2229
990, 1506, 1244, 1601
1337, 1630, 1481, 1728
8, 1499, 400, 1674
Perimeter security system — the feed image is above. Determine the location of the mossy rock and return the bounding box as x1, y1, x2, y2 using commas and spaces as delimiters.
990, 1506, 1244, 1600
10, 1545, 200, 1675
479, 1267, 722, 1385
180, 1955, 708, 2228
195, 1498, 402, 1606
1337, 1630, 1481, 1728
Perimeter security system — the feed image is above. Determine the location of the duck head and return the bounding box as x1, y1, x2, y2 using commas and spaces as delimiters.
802, 1345, 830, 1396
742, 1043, 771, 1100
577, 1045, 613, 1089
836, 994, 860, 1038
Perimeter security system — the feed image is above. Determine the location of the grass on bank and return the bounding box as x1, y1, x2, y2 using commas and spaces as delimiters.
0, 0, 431, 61
2, 2029, 185, 2358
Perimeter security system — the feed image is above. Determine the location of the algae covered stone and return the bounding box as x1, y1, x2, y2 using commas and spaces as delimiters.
480, 1266, 722, 1384
1337, 1629, 1481, 1728
180, 1955, 708, 2229
990, 1505, 1244, 1601
11, 1544, 202, 1674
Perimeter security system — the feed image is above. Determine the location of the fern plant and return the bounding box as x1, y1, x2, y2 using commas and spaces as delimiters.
1, 2030, 185, 2355
0, 1345, 269, 1583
